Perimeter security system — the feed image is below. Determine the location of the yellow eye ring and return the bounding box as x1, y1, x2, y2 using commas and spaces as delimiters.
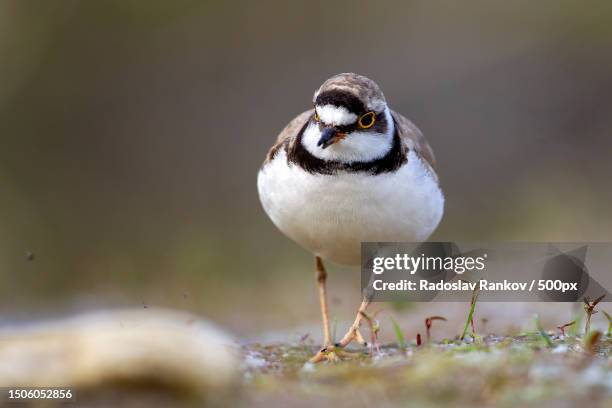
358, 111, 376, 129
313, 110, 320, 121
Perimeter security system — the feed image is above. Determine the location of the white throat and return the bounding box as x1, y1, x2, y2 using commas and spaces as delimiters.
302, 106, 394, 163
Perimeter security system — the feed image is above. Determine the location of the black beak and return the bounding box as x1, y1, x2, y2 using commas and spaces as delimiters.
317, 127, 338, 149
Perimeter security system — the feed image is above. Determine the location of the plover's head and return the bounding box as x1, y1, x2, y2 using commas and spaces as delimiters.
302, 73, 394, 163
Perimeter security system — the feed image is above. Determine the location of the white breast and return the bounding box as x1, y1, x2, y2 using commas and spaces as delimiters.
257, 150, 444, 265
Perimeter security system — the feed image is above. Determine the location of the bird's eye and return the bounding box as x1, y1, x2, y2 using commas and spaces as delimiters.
313, 110, 320, 122
358, 111, 376, 129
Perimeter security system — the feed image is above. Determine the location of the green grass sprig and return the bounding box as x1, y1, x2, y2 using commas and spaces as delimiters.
390, 317, 406, 350
460, 281, 480, 341
534, 314, 553, 348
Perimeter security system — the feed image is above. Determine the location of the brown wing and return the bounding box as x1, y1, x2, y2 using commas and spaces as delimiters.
391, 110, 437, 171
263, 109, 313, 166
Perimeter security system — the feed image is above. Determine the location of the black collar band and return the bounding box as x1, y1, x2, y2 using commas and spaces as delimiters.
286, 119, 407, 175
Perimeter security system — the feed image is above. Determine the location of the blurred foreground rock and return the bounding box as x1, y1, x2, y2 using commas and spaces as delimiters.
0, 308, 239, 404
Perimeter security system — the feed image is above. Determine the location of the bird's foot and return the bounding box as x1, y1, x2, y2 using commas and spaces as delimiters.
308, 344, 361, 363
309, 327, 368, 363
309, 345, 338, 363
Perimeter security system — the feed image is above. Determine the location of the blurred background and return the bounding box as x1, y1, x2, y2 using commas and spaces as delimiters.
1, 0, 611, 339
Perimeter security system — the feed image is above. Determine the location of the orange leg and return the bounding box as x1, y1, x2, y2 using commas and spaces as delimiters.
337, 298, 370, 347
309, 258, 369, 363
309, 256, 335, 363
315, 256, 332, 347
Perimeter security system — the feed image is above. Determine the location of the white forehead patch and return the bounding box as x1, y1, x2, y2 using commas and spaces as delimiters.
316, 105, 358, 126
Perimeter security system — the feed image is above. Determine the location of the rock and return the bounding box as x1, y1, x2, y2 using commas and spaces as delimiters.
0, 308, 239, 399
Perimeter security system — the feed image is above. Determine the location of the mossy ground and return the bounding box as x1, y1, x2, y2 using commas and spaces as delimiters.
240, 334, 612, 407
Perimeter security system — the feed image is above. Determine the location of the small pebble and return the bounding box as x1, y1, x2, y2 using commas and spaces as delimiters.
552, 344, 569, 353
243, 353, 266, 369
